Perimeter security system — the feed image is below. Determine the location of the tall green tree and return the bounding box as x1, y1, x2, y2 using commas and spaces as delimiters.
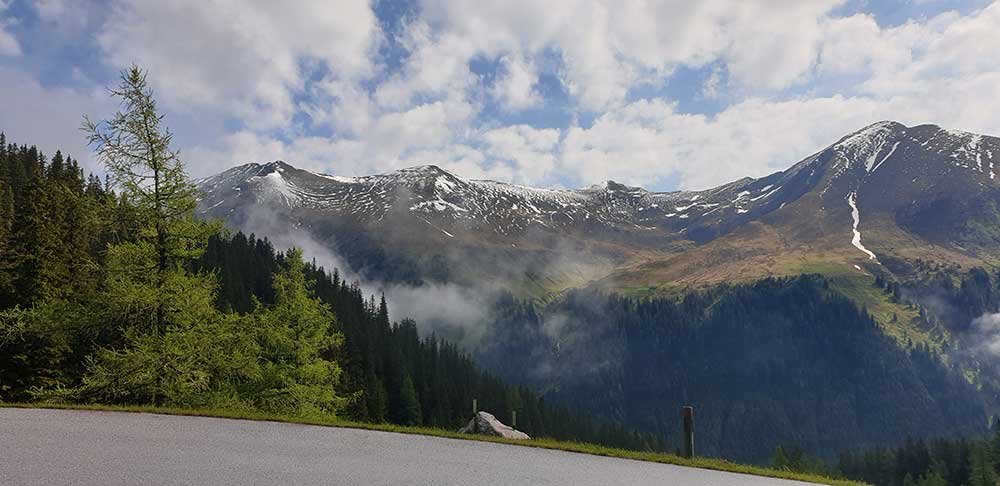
396, 372, 421, 426
0, 168, 13, 303
249, 248, 348, 416
56, 65, 245, 406
968, 442, 998, 486
83, 65, 212, 331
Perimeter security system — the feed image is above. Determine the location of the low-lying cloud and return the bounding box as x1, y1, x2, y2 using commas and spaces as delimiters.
971, 312, 1000, 355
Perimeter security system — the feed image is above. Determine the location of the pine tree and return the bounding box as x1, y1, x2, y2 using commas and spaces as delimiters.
990, 416, 1000, 474
397, 371, 422, 426
968, 442, 998, 486
250, 248, 348, 416
0, 173, 14, 305
917, 470, 946, 486
773, 446, 791, 470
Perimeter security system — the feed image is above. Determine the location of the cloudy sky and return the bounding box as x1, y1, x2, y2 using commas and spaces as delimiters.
1, 0, 998, 191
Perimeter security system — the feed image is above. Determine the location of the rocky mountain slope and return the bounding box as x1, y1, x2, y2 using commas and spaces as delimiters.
198, 121, 1000, 295
604, 121, 1000, 289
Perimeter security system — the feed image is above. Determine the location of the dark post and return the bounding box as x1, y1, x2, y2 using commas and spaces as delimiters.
473, 398, 478, 416
512, 410, 517, 429
683, 406, 695, 459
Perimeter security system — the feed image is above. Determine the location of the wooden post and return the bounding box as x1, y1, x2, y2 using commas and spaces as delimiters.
473, 398, 478, 416
512, 410, 517, 429
683, 406, 695, 459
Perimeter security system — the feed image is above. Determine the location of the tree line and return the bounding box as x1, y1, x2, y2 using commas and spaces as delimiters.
0, 66, 660, 451
838, 425, 1000, 486
478, 276, 989, 463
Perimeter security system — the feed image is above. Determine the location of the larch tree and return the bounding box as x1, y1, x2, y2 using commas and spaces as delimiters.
82, 65, 215, 332
71, 66, 254, 406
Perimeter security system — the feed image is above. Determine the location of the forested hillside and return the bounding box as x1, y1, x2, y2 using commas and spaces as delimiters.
479, 277, 990, 463
196, 232, 658, 447
0, 67, 660, 452
838, 425, 1000, 486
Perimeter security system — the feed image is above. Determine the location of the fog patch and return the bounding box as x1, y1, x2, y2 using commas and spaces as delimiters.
381, 282, 492, 345
236, 204, 496, 346
972, 313, 1000, 355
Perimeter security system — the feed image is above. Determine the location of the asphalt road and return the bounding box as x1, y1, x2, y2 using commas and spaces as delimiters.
1, 408, 818, 485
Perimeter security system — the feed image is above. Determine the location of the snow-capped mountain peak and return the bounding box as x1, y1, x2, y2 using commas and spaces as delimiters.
197, 122, 1000, 265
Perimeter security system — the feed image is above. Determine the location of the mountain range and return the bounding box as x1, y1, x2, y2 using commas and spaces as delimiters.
198, 120, 1000, 292
197, 121, 1000, 462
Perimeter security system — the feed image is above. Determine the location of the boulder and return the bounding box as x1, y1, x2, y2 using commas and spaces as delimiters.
458, 411, 530, 440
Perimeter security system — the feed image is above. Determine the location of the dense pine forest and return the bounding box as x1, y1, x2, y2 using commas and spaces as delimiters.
838, 426, 1000, 486
478, 277, 991, 464
0, 67, 659, 452
196, 232, 659, 447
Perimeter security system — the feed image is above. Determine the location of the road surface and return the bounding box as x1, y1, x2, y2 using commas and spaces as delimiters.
1, 408, 818, 485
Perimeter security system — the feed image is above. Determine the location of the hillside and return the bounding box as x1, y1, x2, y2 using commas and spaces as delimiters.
602, 121, 1000, 289
193, 121, 1000, 463
478, 277, 989, 464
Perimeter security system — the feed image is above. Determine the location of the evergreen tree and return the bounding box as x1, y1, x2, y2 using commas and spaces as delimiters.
249, 248, 348, 416
917, 471, 946, 486
0, 171, 13, 304
397, 372, 421, 426
990, 417, 1000, 474
968, 442, 998, 486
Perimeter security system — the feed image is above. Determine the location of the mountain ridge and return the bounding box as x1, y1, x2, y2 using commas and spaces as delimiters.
198, 120, 1000, 295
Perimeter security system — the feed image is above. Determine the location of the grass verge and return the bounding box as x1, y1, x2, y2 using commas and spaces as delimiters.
1, 402, 865, 485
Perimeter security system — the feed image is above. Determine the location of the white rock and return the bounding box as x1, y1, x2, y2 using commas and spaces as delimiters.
458, 412, 530, 440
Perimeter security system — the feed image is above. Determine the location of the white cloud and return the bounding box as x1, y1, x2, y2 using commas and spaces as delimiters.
482, 125, 560, 184
0, 67, 109, 173
555, 2, 1000, 189
95, 0, 379, 131
186, 97, 479, 179
563, 96, 885, 189
0, 0, 20, 56
493, 55, 540, 111
32, 0, 69, 20
9, 0, 1000, 195
415, 0, 847, 109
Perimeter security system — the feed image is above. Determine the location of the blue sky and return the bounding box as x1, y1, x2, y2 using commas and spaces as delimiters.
1, 0, 999, 191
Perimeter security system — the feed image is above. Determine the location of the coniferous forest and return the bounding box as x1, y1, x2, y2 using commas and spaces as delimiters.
478, 277, 990, 465
837, 426, 1000, 486
0, 67, 658, 452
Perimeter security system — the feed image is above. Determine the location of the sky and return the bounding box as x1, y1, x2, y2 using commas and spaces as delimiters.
1, 0, 999, 191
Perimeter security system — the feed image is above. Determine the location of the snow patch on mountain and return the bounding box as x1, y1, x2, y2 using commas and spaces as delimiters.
871, 142, 900, 173
835, 121, 897, 172
847, 192, 878, 262
253, 169, 301, 207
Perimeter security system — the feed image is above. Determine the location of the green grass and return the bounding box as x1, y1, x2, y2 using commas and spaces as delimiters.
1, 402, 866, 486
824, 271, 941, 348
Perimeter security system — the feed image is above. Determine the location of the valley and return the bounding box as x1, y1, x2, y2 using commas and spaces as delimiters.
193, 121, 1000, 463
